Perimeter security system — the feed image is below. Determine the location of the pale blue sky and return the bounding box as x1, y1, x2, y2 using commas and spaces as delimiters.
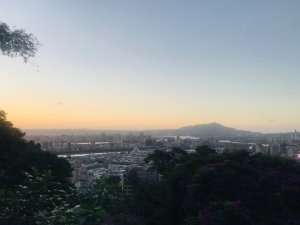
0, 0, 299, 132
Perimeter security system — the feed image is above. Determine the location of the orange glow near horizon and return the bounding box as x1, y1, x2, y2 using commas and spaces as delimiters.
4, 104, 299, 133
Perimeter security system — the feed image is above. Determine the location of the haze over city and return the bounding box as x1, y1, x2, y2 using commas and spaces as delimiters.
1, 0, 299, 133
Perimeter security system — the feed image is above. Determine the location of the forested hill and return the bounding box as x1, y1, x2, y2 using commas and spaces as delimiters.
144, 122, 262, 138
172, 122, 262, 137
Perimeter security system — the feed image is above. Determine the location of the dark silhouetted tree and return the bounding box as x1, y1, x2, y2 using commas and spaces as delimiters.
0, 110, 71, 187
140, 147, 300, 225
0, 21, 40, 62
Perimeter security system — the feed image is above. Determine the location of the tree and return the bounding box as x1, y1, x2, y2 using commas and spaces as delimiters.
0, 170, 77, 225
145, 147, 188, 178
141, 147, 300, 225
0, 110, 72, 187
0, 21, 40, 62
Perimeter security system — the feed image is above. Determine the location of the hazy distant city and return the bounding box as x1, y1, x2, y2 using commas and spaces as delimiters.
25, 123, 300, 189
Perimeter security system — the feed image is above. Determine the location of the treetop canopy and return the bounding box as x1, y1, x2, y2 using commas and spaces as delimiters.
0, 21, 40, 62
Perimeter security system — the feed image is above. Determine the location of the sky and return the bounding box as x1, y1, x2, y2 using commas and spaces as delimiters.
0, 0, 299, 132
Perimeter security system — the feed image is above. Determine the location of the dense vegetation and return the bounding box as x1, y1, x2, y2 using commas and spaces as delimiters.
0, 111, 71, 188
138, 147, 300, 225
1, 111, 300, 225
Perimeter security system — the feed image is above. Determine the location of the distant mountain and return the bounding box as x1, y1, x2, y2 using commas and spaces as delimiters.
144, 122, 262, 138
24, 123, 262, 138
172, 122, 261, 138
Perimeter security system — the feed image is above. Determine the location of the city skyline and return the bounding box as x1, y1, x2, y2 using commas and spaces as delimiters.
1, 1, 300, 133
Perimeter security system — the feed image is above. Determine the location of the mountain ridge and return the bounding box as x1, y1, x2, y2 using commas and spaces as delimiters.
172, 122, 262, 138
24, 122, 262, 138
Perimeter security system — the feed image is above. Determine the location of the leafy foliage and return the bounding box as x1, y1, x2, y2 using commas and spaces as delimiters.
145, 147, 188, 178
0, 168, 140, 225
139, 147, 300, 225
0, 22, 40, 62
0, 170, 77, 225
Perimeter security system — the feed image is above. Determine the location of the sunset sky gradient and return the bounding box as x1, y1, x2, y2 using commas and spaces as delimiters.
1, 0, 299, 132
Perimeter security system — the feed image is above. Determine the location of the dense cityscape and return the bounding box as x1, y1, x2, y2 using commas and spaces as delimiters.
26, 128, 300, 190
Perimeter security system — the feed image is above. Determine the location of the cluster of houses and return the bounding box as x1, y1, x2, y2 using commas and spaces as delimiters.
67, 148, 157, 190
